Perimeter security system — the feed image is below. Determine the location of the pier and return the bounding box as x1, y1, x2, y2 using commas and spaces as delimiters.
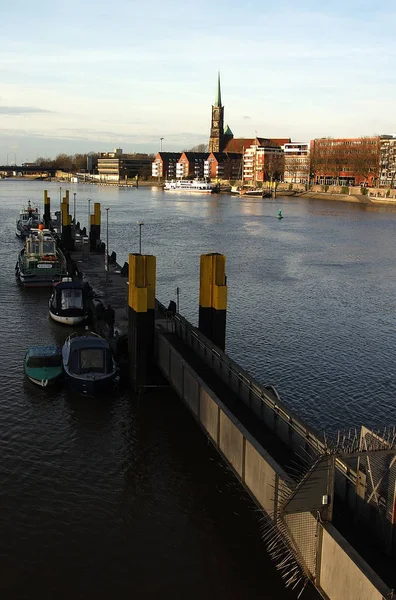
53, 192, 395, 599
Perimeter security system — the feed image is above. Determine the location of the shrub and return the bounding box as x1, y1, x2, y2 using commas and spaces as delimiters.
386, 189, 391, 197
341, 186, 349, 194
361, 187, 368, 195
288, 183, 293, 190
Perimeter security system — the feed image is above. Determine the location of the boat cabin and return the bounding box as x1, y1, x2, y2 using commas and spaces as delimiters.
25, 346, 62, 368
65, 337, 114, 376
25, 229, 57, 258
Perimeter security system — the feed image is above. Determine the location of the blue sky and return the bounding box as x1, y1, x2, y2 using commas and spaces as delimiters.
1, 0, 395, 162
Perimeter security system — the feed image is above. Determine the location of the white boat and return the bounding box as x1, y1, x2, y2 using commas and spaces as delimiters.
164, 179, 214, 193
16, 200, 41, 238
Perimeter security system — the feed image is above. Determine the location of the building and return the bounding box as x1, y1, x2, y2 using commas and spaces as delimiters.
283, 142, 310, 183
152, 152, 181, 179
243, 141, 284, 184
204, 152, 242, 180
176, 152, 209, 179
97, 149, 152, 182
379, 136, 396, 188
310, 137, 380, 186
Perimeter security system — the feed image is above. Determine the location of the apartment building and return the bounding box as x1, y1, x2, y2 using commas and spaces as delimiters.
176, 152, 209, 179
97, 149, 152, 182
152, 152, 180, 179
379, 136, 396, 187
243, 141, 284, 184
204, 152, 242, 180
283, 142, 310, 183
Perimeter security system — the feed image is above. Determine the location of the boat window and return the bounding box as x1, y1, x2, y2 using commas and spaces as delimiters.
80, 348, 104, 373
27, 355, 62, 368
61, 289, 83, 310
43, 240, 55, 254
31, 241, 40, 254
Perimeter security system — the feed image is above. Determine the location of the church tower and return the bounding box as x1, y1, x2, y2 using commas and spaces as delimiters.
208, 73, 224, 153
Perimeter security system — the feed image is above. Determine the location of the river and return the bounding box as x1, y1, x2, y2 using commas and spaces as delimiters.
1, 179, 396, 598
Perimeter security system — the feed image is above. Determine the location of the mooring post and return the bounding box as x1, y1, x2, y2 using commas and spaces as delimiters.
198, 253, 227, 351
198, 254, 213, 340
128, 253, 156, 391
211, 253, 227, 351
43, 190, 51, 228
90, 202, 101, 251
61, 201, 71, 249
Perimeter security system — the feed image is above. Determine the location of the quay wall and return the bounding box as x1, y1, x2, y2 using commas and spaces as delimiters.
155, 324, 390, 600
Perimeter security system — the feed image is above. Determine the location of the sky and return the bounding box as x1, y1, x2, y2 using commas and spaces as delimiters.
1, 0, 396, 162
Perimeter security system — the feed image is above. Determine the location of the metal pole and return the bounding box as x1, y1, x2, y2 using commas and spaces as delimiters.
160, 137, 164, 152
176, 287, 180, 313
73, 192, 76, 224
105, 207, 109, 282
59, 186, 62, 229
137, 221, 144, 254
88, 198, 91, 231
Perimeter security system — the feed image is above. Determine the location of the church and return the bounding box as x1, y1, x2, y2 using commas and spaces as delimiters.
207, 73, 290, 181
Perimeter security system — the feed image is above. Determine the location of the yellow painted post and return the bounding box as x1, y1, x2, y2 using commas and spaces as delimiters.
198, 253, 227, 350
128, 253, 156, 390
43, 190, 50, 227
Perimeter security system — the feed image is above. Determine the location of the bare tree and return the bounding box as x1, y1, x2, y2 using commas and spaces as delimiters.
351, 137, 380, 185
187, 143, 209, 152
265, 152, 284, 182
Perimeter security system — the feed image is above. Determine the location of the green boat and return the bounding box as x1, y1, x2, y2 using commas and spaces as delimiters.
24, 345, 63, 388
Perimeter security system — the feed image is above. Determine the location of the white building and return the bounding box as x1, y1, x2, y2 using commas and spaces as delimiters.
283, 142, 310, 183
379, 136, 396, 188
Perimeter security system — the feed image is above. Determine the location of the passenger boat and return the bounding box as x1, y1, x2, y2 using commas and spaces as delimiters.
15, 226, 68, 288
49, 278, 90, 325
24, 345, 63, 388
16, 200, 41, 238
62, 330, 117, 396
164, 179, 214, 193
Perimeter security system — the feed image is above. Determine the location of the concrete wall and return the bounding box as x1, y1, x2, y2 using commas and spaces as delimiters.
155, 328, 391, 600
319, 525, 388, 600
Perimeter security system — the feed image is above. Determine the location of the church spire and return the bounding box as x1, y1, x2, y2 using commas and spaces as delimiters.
214, 72, 222, 107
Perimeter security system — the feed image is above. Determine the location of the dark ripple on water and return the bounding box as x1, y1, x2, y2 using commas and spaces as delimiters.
0, 181, 395, 598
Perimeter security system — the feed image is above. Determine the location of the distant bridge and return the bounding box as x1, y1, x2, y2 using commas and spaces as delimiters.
0, 165, 59, 176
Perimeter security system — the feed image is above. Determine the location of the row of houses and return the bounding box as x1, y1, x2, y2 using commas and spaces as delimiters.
150, 135, 396, 187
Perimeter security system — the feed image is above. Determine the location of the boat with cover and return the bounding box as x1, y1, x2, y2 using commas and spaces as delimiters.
24, 345, 63, 388
16, 200, 41, 238
164, 179, 214, 193
62, 330, 117, 396
15, 226, 68, 288
49, 278, 89, 325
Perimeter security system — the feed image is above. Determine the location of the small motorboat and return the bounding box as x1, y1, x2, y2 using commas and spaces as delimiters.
49, 278, 90, 325
16, 200, 41, 238
62, 330, 117, 396
24, 345, 63, 388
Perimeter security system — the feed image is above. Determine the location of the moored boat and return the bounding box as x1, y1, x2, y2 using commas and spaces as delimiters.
164, 179, 214, 193
24, 345, 63, 388
15, 226, 68, 288
62, 330, 117, 396
16, 200, 41, 238
49, 278, 90, 325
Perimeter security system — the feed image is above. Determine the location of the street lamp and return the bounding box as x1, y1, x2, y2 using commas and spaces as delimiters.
73, 192, 76, 224
137, 221, 144, 254
160, 137, 164, 152
87, 198, 91, 231
59, 186, 62, 229
105, 207, 109, 282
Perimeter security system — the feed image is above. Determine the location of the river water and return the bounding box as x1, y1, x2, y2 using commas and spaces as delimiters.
1, 179, 396, 598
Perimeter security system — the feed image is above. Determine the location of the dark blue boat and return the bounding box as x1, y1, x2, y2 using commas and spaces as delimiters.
49, 278, 89, 325
61, 330, 117, 396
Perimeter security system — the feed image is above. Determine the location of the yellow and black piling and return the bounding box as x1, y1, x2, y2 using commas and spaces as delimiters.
43, 190, 51, 228
198, 253, 227, 351
128, 253, 156, 391
61, 199, 73, 250
90, 202, 101, 251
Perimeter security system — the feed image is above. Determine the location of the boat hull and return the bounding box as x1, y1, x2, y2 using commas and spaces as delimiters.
65, 373, 116, 396
26, 373, 63, 388
49, 311, 87, 325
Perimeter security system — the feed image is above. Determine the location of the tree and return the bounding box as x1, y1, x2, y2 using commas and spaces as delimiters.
265, 152, 284, 182
187, 143, 208, 153
351, 137, 380, 185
